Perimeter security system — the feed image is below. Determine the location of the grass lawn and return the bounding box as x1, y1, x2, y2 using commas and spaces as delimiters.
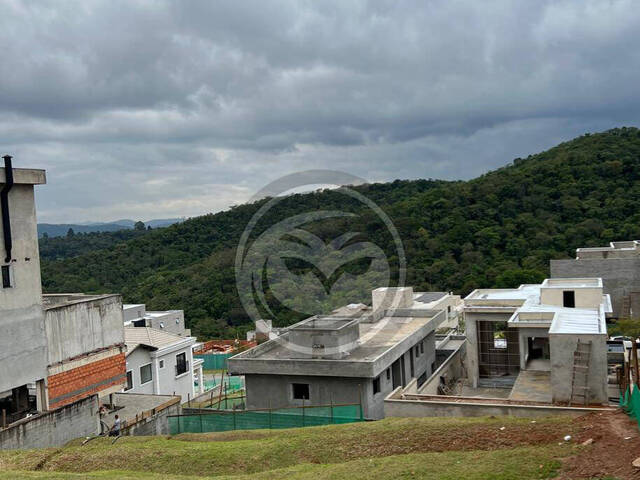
0, 415, 594, 480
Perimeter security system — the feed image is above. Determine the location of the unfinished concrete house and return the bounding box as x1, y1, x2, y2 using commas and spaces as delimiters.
384, 278, 615, 420
42, 294, 127, 410
0, 157, 49, 425
551, 240, 640, 319
464, 278, 611, 405
228, 288, 462, 420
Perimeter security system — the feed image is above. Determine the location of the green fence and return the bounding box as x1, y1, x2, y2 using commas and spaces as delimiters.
194, 353, 234, 370
620, 385, 640, 429
169, 404, 363, 434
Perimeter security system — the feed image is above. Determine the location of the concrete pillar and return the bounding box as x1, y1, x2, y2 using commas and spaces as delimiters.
35, 379, 48, 411
198, 366, 204, 395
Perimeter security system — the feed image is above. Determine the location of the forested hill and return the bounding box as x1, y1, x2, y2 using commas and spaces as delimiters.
41, 127, 640, 338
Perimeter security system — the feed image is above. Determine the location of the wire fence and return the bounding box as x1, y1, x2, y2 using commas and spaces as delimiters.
169, 403, 364, 434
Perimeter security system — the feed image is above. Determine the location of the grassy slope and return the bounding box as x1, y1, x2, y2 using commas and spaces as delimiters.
0, 416, 581, 480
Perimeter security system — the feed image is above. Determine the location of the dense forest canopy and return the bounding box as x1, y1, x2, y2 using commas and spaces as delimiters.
40, 127, 640, 338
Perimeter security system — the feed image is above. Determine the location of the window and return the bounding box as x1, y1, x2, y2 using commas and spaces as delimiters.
2, 265, 12, 288
176, 318, 180, 324
447, 305, 451, 314
125, 370, 133, 391
420, 341, 425, 354
415, 345, 420, 358
140, 364, 152, 385
373, 376, 381, 395
493, 322, 508, 349
159, 321, 165, 329
386, 368, 391, 381
175, 352, 188, 376
159, 360, 165, 369
563, 290, 575, 308
292, 383, 310, 400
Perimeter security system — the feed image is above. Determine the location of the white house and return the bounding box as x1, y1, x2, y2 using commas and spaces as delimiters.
124, 327, 204, 403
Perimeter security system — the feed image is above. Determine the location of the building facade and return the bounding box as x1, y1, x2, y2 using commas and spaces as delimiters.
124, 327, 202, 403
0, 159, 49, 421
42, 294, 127, 409
464, 278, 611, 404
229, 288, 461, 419
551, 240, 640, 319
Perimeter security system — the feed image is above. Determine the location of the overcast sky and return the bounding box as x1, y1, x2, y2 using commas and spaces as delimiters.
1, 0, 639, 223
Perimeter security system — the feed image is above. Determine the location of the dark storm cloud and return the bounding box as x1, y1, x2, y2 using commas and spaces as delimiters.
0, 0, 638, 222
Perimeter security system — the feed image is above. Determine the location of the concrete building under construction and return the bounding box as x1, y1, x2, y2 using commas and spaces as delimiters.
229, 287, 462, 419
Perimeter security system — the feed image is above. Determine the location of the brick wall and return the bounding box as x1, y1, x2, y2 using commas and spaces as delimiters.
48, 353, 126, 409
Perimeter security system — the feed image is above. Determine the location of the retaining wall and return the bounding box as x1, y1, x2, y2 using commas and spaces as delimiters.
0, 395, 99, 450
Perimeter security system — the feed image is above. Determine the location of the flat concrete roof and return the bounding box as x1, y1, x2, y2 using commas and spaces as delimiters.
541, 278, 602, 288
0, 167, 46, 185
229, 312, 443, 378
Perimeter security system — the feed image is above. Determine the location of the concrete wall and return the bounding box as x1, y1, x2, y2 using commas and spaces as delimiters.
549, 333, 608, 404
126, 344, 195, 403
540, 287, 603, 309
418, 343, 466, 395
145, 311, 187, 336
551, 258, 640, 318
121, 400, 181, 436
45, 295, 124, 365
244, 373, 372, 416
384, 391, 611, 419
0, 182, 48, 392
0, 394, 99, 450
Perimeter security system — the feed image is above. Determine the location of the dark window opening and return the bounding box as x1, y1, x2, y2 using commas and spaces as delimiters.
386, 368, 391, 381
410, 349, 415, 377
175, 352, 188, 376
140, 364, 152, 384
373, 376, 381, 395
292, 383, 310, 400
420, 341, 424, 354
125, 371, 133, 391
2, 265, 12, 288
563, 290, 575, 308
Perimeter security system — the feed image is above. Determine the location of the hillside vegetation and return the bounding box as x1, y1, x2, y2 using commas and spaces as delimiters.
41, 127, 640, 337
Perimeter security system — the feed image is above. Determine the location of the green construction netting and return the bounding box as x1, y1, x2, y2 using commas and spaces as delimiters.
196, 376, 244, 393
620, 385, 640, 429
194, 353, 233, 370
168, 404, 363, 434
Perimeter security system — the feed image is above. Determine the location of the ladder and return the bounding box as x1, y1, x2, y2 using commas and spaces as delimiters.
570, 340, 592, 406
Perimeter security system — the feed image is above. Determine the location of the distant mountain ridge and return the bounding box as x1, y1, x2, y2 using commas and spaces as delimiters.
38, 218, 184, 237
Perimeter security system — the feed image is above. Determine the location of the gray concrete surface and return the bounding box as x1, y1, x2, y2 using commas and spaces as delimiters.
0, 177, 48, 395
551, 257, 640, 318
0, 394, 99, 450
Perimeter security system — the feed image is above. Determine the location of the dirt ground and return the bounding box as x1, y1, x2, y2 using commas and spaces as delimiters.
557, 410, 640, 480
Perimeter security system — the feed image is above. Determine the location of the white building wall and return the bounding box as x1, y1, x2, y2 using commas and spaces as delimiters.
125, 344, 195, 403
